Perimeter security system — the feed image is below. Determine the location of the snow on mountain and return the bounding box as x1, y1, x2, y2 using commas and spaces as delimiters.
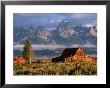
14, 20, 97, 46
89, 26, 97, 37
58, 20, 74, 38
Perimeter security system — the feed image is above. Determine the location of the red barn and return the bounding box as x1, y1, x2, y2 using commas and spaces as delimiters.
14, 57, 25, 64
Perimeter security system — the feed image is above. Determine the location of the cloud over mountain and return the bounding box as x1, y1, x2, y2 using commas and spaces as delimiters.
14, 13, 97, 28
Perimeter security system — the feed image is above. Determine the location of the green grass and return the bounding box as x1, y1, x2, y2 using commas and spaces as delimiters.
13, 61, 97, 75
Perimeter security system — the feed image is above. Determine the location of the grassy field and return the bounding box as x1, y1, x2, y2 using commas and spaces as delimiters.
13, 61, 97, 75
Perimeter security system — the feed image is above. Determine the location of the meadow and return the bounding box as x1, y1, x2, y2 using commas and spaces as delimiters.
13, 61, 97, 75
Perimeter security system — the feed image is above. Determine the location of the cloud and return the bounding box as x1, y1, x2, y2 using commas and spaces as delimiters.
71, 42, 96, 48
71, 13, 96, 19
71, 13, 84, 19
14, 44, 66, 50
14, 43, 96, 51
14, 13, 97, 28
48, 14, 66, 24
48, 19, 62, 24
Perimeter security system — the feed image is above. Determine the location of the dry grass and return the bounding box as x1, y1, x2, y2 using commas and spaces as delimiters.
13, 61, 97, 75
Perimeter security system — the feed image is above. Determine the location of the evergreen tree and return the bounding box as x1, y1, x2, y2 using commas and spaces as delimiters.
22, 40, 33, 64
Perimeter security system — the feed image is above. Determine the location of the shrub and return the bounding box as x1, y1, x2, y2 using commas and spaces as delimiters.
13, 61, 97, 75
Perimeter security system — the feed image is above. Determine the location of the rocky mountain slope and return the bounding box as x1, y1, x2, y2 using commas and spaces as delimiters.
14, 20, 97, 46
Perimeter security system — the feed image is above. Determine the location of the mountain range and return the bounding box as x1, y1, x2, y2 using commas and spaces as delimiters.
14, 20, 97, 46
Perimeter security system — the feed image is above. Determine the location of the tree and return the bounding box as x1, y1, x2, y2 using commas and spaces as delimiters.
22, 40, 33, 64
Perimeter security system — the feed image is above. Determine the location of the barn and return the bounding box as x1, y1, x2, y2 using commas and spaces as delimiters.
14, 57, 25, 64
61, 48, 85, 62
52, 48, 94, 62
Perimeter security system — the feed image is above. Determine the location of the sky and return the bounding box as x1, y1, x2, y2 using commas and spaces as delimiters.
13, 13, 97, 28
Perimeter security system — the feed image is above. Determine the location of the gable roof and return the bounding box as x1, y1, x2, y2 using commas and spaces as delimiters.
61, 48, 79, 58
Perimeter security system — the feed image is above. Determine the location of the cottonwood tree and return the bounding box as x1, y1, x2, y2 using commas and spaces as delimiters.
22, 40, 33, 64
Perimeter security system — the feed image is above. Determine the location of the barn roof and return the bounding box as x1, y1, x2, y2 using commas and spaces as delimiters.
61, 48, 80, 58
